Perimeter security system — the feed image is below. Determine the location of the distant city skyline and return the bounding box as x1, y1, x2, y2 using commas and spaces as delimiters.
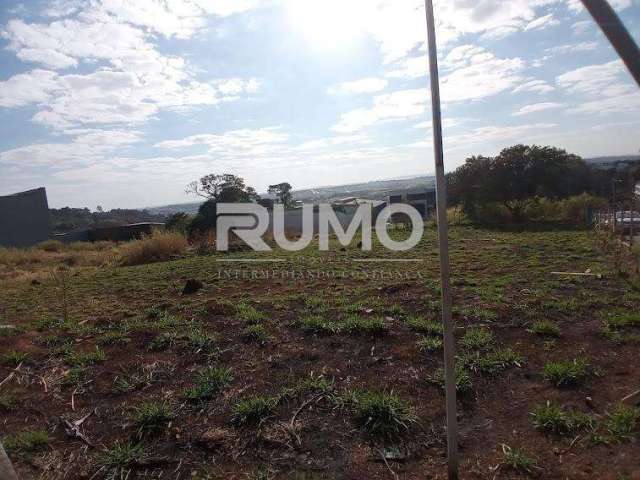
1, 0, 639, 209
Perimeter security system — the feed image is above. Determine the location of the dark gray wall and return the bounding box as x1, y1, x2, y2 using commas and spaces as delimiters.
0, 188, 50, 248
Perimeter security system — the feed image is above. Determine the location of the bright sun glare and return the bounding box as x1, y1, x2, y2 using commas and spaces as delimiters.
286, 0, 368, 49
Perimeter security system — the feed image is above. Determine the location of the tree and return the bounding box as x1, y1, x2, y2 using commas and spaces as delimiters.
185, 174, 259, 234
268, 182, 294, 208
448, 145, 598, 221
186, 174, 259, 202
165, 212, 191, 234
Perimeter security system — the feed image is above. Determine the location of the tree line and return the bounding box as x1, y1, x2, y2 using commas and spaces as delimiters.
446, 145, 640, 223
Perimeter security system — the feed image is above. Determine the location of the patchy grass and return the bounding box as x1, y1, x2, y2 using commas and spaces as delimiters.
605, 404, 639, 443
543, 358, 592, 387
236, 303, 266, 324
131, 400, 173, 436
2, 430, 50, 453
528, 320, 561, 337
241, 324, 269, 344
296, 314, 339, 335
63, 347, 106, 367
353, 391, 416, 438
417, 336, 443, 352
501, 444, 539, 475
429, 365, 474, 396
460, 327, 494, 350
405, 316, 442, 336
184, 366, 233, 402
1, 350, 29, 366
98, 442, 147, 475
474, 348, 523, 375
342, 315, 388, 335
231, 395, 278, 427
531, 402, 595, 435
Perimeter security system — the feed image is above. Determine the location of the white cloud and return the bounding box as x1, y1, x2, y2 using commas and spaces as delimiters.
572, 20, 591, 35
524, 13, 560, 31
512, 102, 566, 116
328, 78, 388, 95
156, 128, 290, 158
407, 122, 557, 149
513, 79, 555, 93
0, 129, 142, 166
0, 14, 260, 130
439, 46, 525, 103
331, 89, 427, 133
557, 60, 640, 114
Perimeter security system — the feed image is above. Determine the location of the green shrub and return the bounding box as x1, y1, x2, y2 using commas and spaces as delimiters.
417, 336, 443, 352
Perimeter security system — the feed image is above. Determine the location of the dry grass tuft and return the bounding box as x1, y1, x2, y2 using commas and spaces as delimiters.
118, 230, 188, 266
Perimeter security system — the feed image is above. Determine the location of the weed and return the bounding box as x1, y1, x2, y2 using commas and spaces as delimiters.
96, 330, 131, 345
417, 336, 443, 352
342, 315, 388, 335
2, 350, 29, 366
147, 332, 178, 351
353, 391, 416, 438
475, 348, 523, 375
460, 327, 494, 350
236, 303, 266, 324
0, 392, 17, 410
531, 402, 595, 435
2, 430, 50, 453
131, 400, 173, 435
98, 442, 146, 474
64, 347, 106, 367
184, 366, 233, 402
231, 395, 278, 427
605, 404, 639, 443
501, 444, 538, 474
282, 372, 334, 399
543, 358, 592, 387
429, 365, 473, 396
297, 315, 339, 335
185, 327, 217, 353
63, 367, 88, 389
528, 320, 561, 337
405, 316, 442, 336
242, 324, 269, 343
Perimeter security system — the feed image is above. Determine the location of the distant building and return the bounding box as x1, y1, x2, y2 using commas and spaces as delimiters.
0, 187, 50, 248
386, 190, 436, 219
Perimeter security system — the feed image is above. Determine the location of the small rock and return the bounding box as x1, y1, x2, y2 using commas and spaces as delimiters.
182, 279, 203, 295
31, 279, 41, 285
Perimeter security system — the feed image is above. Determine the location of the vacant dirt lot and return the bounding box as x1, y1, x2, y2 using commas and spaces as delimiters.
1, 226, 638, 479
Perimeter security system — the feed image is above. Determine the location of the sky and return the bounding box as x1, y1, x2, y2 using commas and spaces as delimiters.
0, 0, 639, 209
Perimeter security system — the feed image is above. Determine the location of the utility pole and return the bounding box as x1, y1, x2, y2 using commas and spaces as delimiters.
424, 1, 458, 478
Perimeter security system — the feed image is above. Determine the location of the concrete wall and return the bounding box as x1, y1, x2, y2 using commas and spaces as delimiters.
0, 188, 50, 248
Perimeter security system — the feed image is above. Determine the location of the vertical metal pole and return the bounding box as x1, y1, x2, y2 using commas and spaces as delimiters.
424, 1, 458, 478
580, 0, 640, 87
0, 442, 19, 480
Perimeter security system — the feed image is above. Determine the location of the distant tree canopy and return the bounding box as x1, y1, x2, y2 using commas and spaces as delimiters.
49, 207, 166, 234
186, 173, 259, 235
447, 145, 608, 221
186, 174, 259, 203
268, 182, 294, 208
